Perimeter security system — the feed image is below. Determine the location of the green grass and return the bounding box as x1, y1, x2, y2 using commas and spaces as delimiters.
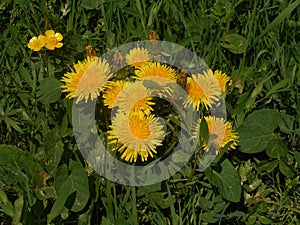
0, 0, 300, 224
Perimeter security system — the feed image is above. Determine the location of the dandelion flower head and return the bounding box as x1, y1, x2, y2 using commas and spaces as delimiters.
102, 80, 130, 109
108, 113, 165, 162
126, 47, 150, 68
214, 70, 231, 93
204, 116, 238, 152
135, 62, 177, 86
116, 81, 155, 116
61, 56, 113, 103
185, 69, 222, 110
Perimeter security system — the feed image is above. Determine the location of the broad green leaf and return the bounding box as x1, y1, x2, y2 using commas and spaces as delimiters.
43, 129, 64, 171
279, 161, 294, 178
238, 109, 282, 154
78, 202, 93, 225
69, 160, 90, 212
0, 201, 15, 218
49, 161, 90, 222
0, 186, 14, 217
54, 164, 69, 192
48, 178, 73, 223
266, 139, 288, 158
294, 151, 300, 166
12, 197, 23, 225
256, 160, 278, 173
200, 212, 219, 223
200, 118, 209, 142
279, 113, 294, 133
205, 159, 241, 202
257, 214, 272, 224
247, 213, 257, 224
197, 196, 213, 211
37, 76, 62, 104
257, 201, 268, 213
60, 114, 72, 138
221, 34, 247, 54
0, 145, 23, 165
0, 145, 43, 182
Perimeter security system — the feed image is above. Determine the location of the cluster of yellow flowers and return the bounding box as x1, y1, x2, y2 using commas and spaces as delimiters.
60, 46, 238, 163
27, 30, 63, 51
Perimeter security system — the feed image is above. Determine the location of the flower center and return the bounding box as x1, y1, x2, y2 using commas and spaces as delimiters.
189, 79, 205, 98
130, 118, 151, 139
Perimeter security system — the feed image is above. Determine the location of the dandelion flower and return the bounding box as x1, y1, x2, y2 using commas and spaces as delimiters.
108, 113, 165, 162
214, 70, 231, 93
27, 35, 46, 51
102, 80, 130, 108
116, 81, 155, 116
61, 56, 113, 103
202, 116, 238, 153
135, 62, 177, 86
185, 69, 221, 110
44, 30, 63, 50
126, 47, 150, 68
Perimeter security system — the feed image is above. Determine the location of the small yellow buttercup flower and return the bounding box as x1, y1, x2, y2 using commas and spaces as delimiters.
44, 30, 63, 50
27, 35, 46, 51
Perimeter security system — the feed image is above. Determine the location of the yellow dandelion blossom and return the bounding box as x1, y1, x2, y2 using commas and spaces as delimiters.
102, 80, 130, 108
116, 81, 155, 116
184, 69, 222, 110
44, 30, 63, 50
27, 35, 46, 51
214, 70, 231, 92
134, 62, 177, 86
126, 47, 150, 68
61, 56, 113, 103
204, 116, 238, 152
108, 113, 165, 163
